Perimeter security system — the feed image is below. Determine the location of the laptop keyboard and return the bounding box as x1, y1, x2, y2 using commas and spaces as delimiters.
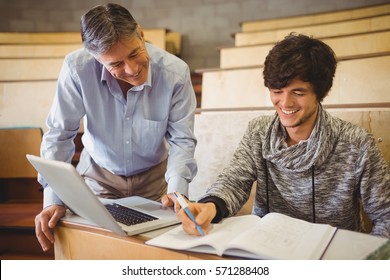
105, 203, 158, 226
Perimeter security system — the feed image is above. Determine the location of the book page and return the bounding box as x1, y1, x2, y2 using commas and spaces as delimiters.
225, 212, 337, 259
146, 215, 259, 256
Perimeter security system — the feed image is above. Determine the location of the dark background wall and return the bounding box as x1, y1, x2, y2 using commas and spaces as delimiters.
0, 0, 388, 71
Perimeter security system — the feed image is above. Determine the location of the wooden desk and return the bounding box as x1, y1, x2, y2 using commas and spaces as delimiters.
54, 216, 227, 260
54, 214, 388, 260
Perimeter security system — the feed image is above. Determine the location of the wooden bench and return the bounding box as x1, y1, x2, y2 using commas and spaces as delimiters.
0, 29, 181, 56
234, 14, 390, 47
0, 58, 63, 81
240, 3, 390, 32
0, 44, 82, 59
199, 55, 390, 109
0, 32, 81, 44
219, 30, 390, 69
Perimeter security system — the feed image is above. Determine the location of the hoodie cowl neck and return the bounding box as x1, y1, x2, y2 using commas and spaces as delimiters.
262, 105, 335, 173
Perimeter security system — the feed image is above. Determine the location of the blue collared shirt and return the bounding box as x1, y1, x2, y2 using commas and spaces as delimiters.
40, 43, 197, 207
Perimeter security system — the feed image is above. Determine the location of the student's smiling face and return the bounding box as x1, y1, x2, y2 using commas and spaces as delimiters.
269, 78, 319, 135
98, 33, 149, 87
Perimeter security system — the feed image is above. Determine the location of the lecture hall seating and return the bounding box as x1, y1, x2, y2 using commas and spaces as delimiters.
219, 30, 390, 69
1, 4, 388, 258
240, 4, 390, 32
197, 3, 390, 112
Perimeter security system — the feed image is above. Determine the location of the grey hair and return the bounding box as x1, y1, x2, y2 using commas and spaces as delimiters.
80, 3, 139, 55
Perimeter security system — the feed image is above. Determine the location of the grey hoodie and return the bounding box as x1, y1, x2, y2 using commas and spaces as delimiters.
200, 106, 390, 238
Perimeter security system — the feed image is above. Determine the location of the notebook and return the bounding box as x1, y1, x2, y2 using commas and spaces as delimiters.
26, 154, 180, 236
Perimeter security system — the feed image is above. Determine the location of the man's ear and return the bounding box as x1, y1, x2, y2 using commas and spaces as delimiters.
137, 25, 145, 39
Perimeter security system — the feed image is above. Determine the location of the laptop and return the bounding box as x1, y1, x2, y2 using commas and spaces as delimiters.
26, 154, 180, 236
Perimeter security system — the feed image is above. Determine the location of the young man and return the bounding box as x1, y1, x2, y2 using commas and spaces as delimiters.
35, 3, 197, 251
178, 33, 390, 238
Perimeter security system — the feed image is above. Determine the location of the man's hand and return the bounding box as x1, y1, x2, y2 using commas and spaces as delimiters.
161, 193, 182, 212
34, 204, 66, 251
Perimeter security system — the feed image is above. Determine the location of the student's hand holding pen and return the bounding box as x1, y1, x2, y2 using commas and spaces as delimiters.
174, 193, 217, 236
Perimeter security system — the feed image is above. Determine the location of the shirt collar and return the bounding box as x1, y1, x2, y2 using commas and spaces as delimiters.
101, 64, 111, 83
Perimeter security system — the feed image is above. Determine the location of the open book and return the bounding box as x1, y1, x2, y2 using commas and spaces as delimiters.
146, 212, 337, 259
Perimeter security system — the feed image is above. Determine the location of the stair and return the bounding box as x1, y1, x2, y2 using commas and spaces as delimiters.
0, 201, 54, 260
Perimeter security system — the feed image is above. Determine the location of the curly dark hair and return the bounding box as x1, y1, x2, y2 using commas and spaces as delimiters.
263, 33, 337, 102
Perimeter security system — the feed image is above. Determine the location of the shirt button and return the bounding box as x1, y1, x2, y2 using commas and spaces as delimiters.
126, 141, 129, 144
126, 117, 130, 121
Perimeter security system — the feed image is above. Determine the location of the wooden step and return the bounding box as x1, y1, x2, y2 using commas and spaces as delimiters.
0, 58, 63, 81
0, 180, 42, 203
0, 202, 54, 260
0, 202, 42, 227
0, 43, 81, 58
0, 30, 181, 56
0, 227, 54, 260
240, 4, 390, 32
0, 32, 81, 44
201, 55, 390, 109
235, 14, 390, 46
220, 31, 390, 69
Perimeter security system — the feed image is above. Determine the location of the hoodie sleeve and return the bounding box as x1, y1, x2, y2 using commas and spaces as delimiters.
358, 135, 390, 238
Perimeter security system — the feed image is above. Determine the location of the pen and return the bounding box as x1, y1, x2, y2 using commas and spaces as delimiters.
173, 192, 205, 236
